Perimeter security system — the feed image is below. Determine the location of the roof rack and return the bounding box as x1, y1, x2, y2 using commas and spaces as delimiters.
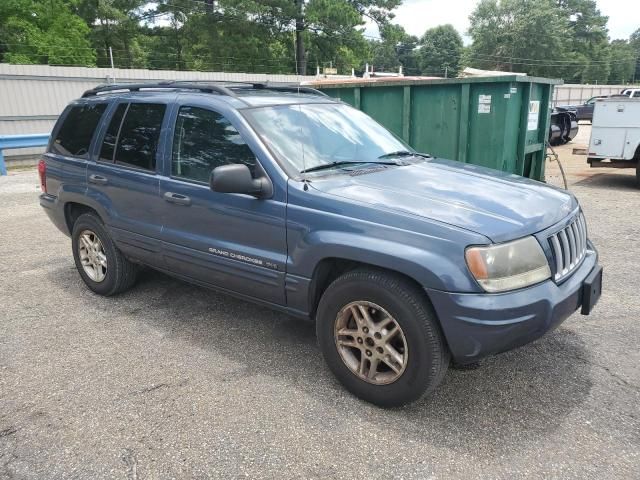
245, 83, 328, 96
81, 81, 237, 98
81, 80, 327, 98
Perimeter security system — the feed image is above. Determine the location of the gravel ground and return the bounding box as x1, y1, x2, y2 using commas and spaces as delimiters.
1, 141, 639, 479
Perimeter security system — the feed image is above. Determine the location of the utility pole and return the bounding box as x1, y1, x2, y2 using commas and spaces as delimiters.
294, 0, 306, 75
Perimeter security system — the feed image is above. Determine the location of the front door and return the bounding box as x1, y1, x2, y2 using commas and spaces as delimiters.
159, 104, 287, 305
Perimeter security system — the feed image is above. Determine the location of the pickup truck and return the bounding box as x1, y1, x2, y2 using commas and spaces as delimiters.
39, 81, 603, 407
621, 88, 640, 98
587, 97, 640, 187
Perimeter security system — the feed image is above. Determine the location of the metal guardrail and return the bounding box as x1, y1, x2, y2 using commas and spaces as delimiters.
0, 134, 50, 175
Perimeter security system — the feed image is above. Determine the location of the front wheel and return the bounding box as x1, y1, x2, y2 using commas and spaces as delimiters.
316, 269, 449, 407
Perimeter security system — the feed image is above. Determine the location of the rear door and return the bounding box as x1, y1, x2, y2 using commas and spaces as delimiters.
158, 103, 287, 305
47, 101, 109, 197
87, 100, 169, 266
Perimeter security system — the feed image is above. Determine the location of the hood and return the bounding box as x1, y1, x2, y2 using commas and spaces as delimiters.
310, 158, 576, 243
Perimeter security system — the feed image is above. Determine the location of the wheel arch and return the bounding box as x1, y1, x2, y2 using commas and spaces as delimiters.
64, 202, 103, 234
308, 257, 433, 320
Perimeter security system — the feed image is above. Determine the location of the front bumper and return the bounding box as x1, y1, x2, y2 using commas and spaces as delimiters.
427, 246, 601, 364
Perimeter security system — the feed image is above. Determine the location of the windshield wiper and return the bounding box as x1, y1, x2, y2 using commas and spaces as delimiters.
300, 160, 397, 174
377, 150, 431, 159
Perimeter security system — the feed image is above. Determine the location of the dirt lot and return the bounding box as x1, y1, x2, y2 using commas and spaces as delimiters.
1, 128, 639, 479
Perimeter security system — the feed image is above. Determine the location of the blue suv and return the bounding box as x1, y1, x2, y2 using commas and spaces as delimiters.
39, 82, 602, 407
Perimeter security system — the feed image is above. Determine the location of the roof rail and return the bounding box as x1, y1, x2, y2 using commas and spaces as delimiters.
81, 81, 238, 98
248, 83, 328, 97
81, 80, 328, 98
162, 80, 328, 97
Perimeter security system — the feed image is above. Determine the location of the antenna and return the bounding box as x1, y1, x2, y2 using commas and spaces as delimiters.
297, 105, 308, 187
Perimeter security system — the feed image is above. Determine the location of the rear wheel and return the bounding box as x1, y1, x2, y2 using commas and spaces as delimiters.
71, 213, 138, 296
316, 269, 449, 407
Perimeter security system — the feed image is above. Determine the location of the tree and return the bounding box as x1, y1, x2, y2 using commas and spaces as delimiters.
294, 0, 305, 74
468, 0, 571, 78
369, 24, 417, 73
556, 0, 610, 83
630, 28, 640, 82
467, 0, 619, 82
0, 0, 95, 66
76, 0, 151, 68
128, 0, 298, 73
294, 0, 401, 74
418, 24, 462, 77
608, 40, 635, 84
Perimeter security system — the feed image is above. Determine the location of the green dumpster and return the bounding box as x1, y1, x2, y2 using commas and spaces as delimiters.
311, 76, 562, 181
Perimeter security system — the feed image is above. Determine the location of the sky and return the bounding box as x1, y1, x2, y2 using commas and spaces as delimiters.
365, 0, 639, 44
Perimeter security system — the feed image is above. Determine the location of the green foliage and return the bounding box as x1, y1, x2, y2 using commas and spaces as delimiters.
557, 0, 610, 83
370, 24, 417, 73
630, 28, 640, 81
608, 40, 636, 84
467, 0, 637, 84
468, 0, 571, 77
0, 0, 95, 66
0, 0, 636, 84
419, 24, 462, 77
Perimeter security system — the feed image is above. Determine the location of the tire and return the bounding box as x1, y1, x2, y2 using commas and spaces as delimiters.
636, 161, 640, 189
71, 213, 138, 296
316, 268, 449, 407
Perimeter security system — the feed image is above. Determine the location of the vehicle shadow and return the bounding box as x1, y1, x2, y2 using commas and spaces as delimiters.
572, 171, 637, 191
60, 267, 593, 458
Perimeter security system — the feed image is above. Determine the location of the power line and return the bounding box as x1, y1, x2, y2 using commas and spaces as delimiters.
7, 41, 638, 69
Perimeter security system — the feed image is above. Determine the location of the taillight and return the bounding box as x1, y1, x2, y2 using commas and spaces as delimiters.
38, 159, 47, 194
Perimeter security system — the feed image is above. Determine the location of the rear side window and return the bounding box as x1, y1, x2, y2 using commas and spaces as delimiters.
52, 103, 107, 158
171, 106, 256, 183
109, 103, 166, 171
99, 103, 128, 162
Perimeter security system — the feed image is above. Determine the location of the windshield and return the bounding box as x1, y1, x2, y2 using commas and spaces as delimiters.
245, 103, 412, 174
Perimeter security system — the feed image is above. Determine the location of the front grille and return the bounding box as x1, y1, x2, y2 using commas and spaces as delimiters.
548, 212, 588, 282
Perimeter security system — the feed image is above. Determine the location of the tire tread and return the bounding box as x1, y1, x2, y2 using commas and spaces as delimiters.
72, 213, 138, 296
316, 267, 449, 407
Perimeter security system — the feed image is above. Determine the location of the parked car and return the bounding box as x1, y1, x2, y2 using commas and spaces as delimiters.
39, 82, 603, 407
564, 95, 608, 122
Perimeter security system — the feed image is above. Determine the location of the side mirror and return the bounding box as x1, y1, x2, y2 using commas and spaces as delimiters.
210, 164, 271, 198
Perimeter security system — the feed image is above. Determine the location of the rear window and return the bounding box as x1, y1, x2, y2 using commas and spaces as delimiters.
51, 103, 107, 158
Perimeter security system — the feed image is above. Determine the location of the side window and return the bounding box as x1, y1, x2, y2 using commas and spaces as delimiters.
171, 106, 256, 183
52, 103, 107, 158
114, 103, 166, 171
99, 103, 128, 162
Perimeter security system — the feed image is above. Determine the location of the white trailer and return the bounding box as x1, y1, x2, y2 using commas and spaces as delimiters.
588, 97, 640, 186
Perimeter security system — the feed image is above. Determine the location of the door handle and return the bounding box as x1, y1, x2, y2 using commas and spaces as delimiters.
164, 191, 191, 206
88, 174, 108, 185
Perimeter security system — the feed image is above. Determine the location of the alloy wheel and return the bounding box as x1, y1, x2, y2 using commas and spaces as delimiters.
334, 301, 408, 385
78, 229, 107, 283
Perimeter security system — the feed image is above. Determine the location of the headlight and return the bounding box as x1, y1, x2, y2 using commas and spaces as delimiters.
465, 236, 551, 293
